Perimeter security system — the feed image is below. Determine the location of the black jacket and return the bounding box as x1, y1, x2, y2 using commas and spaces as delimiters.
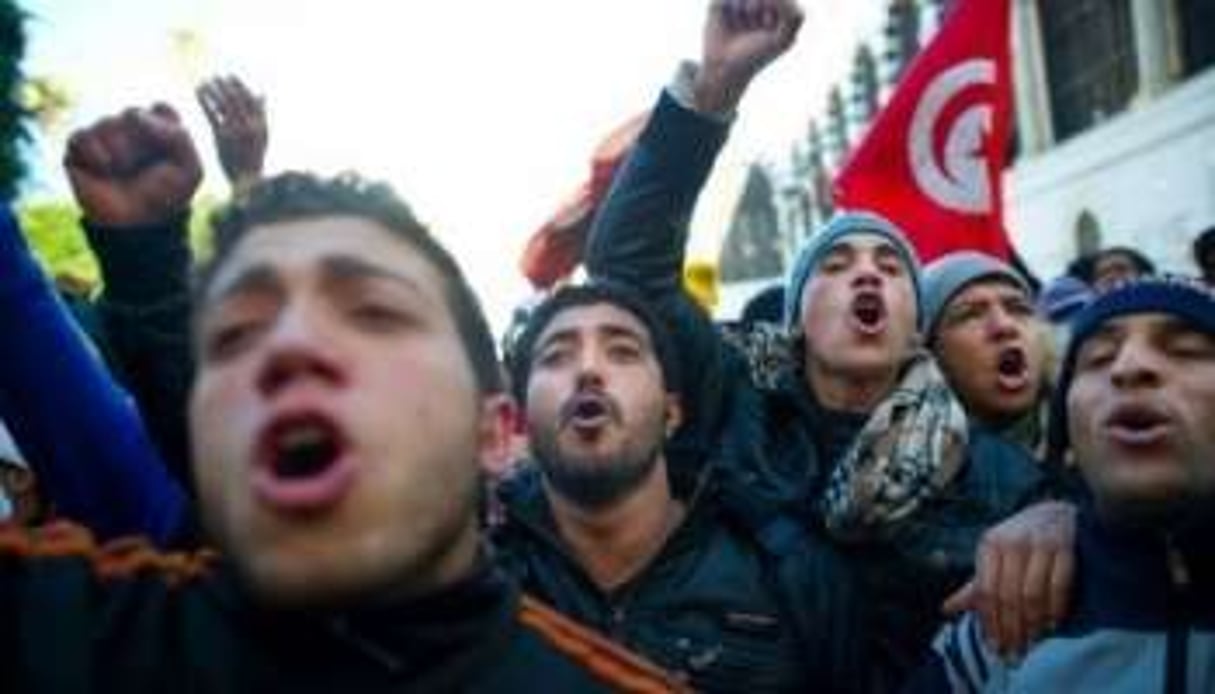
759, 368, 1051, 687
491, 463, 865, 693
0, 522, 678, 693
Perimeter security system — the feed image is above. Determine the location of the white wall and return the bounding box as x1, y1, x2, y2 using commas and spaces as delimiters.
1007, 68, 1215, 279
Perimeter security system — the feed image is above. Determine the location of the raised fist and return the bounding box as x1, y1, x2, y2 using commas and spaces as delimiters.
64, 104, 203, 227
695, 0, 805, 113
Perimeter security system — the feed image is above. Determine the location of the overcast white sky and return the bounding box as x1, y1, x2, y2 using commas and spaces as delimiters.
23, 0, 886, 328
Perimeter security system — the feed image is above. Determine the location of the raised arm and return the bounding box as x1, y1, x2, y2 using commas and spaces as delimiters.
584, 1, 803, 453
585, 0, 802, 297
71, 103, 202, 493
196, 75, 268, 197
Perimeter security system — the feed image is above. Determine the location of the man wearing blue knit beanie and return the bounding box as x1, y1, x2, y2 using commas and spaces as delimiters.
912, 276, 1215, 692
582, 1, 1054, 685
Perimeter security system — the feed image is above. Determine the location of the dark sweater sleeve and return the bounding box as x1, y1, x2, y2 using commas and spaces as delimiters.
83, 214, 195, 491
0, 206, 186, 544
585, 89, 736, 454
585, 88, 730, 297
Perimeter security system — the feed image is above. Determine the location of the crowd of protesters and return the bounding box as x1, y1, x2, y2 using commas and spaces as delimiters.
0, 0, 1212, 692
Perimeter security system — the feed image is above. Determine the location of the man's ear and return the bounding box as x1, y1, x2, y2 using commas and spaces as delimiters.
477, 393, 517, 478
664, 393, 684, 438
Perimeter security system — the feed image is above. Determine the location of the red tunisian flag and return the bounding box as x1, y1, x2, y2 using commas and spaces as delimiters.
834, 0, 1013, 261
519, 111, 649, 289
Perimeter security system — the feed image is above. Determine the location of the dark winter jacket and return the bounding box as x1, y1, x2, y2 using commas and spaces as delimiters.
752, 367, 1050, 686
491, 462, 865, 693
0, 521, 683, 693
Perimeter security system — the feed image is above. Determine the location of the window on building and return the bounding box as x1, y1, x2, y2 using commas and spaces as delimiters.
1177, 0, 1215, 76
1038, 0, 1138, 141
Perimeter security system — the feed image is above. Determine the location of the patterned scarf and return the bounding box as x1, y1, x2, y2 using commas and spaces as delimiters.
820, 350, 969, 542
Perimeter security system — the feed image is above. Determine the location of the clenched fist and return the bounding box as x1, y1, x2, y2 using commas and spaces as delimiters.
64, 103, 202, 227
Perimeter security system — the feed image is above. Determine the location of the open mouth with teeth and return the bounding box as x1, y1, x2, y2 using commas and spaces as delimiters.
850, 293, 888, 336
254, 413, 357, 512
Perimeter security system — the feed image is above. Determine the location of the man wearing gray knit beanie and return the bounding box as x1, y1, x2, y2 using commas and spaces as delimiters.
921, 251, 1049, 452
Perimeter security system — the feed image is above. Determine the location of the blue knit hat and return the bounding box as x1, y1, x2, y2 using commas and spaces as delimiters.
921, 251, 1030, 340
1037, 274, 1094, 324
783, 211, 923, 333
1046, 276, 1215, 462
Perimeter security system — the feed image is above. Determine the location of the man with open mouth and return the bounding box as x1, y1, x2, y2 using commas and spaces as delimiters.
914, 276, 1215, 693
495, 282, 863, 693
0, 170, 683, 692
583, 0, 1054, 688
922, 251, 1051, 454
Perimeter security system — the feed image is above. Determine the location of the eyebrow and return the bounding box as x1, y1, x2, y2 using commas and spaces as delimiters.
320, 254, 427, 297
872, 243, 900, 258
822, 244, 856, 260
208, 254, 428, 305
826, 239, 898, 257
208, 263, 281, 306
1084, 322, 1125, 346
534, 321, 650, 355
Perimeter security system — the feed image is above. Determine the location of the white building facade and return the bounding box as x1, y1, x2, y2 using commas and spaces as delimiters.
715, 0, 1214, 319
1008, 0, 1215, 277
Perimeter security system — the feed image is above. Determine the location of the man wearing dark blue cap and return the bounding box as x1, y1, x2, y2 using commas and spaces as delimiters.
911, 277, 1215, 692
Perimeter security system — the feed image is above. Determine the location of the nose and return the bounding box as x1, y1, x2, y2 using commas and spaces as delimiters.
985, 304, 1021, 341
1108, 336, 1161, 391
850, 254, 883, 289
573, 347, 606, 391
256, 303, 346, 397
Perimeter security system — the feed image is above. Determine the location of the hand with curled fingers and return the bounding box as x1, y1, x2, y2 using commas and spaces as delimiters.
942, 500, 1078, 658
196, 75, 267, 194
64, 103, 203, 228
694, 0, 805, 114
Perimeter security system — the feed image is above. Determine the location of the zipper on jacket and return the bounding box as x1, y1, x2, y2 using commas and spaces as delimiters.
1164, 536, 1191, 694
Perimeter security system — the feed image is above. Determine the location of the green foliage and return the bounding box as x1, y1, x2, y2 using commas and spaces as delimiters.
15, 197, 221, 290
18, 200, 97, 284
189, 194, 219, 259
1, 0, 28, 202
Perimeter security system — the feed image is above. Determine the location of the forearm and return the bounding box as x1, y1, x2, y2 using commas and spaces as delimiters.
585, 69, 731, 297
0, 207, 187, 544
85, 215, 196, 487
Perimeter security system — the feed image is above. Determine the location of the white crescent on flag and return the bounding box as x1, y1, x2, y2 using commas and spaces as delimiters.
834, 0, 1013, 261
908, 59, 997, 216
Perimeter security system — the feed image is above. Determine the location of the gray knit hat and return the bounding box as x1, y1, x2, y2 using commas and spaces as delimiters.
921, 251, 1031, 341
783, 211, 923, 332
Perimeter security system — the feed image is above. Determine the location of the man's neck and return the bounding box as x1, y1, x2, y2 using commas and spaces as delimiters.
546, 461, 685, 592
804, 358, 898, 414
